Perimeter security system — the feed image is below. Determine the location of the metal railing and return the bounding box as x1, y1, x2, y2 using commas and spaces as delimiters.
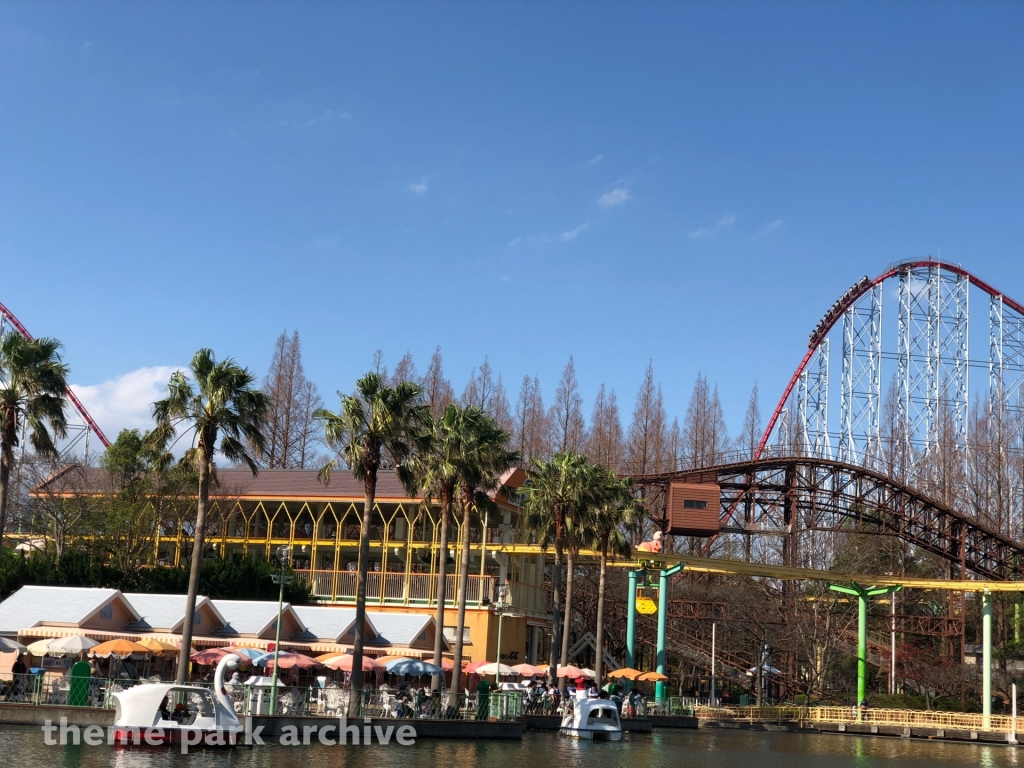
696, 704, 1024, 732
0, 674, 215, 709
1, 676, 522, 722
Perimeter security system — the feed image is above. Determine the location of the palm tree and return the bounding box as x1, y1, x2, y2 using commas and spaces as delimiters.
521, 451, 596, 690
0, 333, 69, 553
316, 373, 428, 703
448, 408, 518, 700
590, 470, 643, 687
150, 349, 271, 684
410, 404, 463, 692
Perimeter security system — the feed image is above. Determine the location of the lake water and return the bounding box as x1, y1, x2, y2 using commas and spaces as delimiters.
1, 724, 1020, 767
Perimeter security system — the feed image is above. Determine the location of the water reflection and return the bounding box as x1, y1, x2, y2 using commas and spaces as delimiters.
1, 726, 1022, 767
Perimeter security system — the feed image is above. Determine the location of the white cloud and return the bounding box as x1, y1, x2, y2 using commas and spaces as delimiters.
408, 178, 428, 195
585, 154, 603, 167
689, 214, 736, 239
759, 219, 784, 236
71, 366, 183, 440
507, 236, 523, 248
559, 223, 588, 242
303, 109, 350, 127
598, 187, 631, 208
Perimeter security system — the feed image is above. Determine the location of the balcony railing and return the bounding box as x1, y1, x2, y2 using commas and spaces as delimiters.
293, 570, 495, 606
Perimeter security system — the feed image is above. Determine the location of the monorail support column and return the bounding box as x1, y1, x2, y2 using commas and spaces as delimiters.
829, 581, 901, 720
656, 564, 684, 703
626, 569, 637, 692
983, 589, 993, 730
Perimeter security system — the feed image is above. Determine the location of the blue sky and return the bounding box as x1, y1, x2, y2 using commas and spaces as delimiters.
3, 3, 1024, 440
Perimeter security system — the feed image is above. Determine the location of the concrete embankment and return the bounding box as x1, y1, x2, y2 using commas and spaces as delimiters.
0, 702, 113, 728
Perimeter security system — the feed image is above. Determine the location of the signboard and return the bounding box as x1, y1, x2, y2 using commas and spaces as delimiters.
636, 597, 658, 615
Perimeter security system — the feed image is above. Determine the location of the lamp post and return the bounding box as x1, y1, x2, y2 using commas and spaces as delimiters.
494, 579, 511, 685
269, 545, 294, 716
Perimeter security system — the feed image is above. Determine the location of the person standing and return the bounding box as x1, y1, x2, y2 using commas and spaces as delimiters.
476, 678, 491, 720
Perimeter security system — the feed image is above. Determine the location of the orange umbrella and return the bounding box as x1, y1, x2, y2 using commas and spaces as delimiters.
556, 665, 584, 678
636, 671, 668, 682
606, 667, 643, 680
324, 654, 385, 672
89, 639, 150, 659
439, 658, 468, 671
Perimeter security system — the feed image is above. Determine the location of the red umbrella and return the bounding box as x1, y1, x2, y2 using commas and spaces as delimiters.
464, 660, 491, 675
191, 648, 231, 665
556, 665, 584, 678
262, 652, 323, 670
324, 654, 385, 672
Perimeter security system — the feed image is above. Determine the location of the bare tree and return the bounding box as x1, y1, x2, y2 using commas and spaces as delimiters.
625, 361, 668, 476
585, 384, 624, 470
738, 382, 762, 459
260, 330, 325, 469
513, 375, 551, 467
422, 346, 455, 421
681, 373, 729, 469
549, 357, 586, 454
390, 352, 418, 386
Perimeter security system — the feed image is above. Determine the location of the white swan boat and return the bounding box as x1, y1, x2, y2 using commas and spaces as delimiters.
112, 653, 244, 745
559, 692, 623, 741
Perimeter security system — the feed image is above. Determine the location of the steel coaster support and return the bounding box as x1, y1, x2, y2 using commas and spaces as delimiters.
655, 563, 684, 703
840, 284, 882, 466
829, 581, 901, 717
795, 340, 830, 459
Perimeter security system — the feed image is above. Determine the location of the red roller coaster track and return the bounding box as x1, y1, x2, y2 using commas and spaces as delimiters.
755, 259, 1024, 460
0, 301, 110, 449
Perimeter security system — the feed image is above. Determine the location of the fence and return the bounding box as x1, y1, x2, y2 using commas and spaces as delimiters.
0, 675, 522, 722
696, 704, 1024, 732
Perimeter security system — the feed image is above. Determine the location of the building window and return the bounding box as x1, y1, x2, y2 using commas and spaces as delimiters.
683, 500, 708, 510
194, 613, 202, 625
100, 605, 113, 620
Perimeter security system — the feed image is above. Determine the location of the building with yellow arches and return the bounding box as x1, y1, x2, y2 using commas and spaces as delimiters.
31, 465, 551, 667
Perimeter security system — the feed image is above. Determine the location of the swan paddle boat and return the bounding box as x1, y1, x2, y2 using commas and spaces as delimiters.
111, 652, 244, 746
559, 691, 623, 741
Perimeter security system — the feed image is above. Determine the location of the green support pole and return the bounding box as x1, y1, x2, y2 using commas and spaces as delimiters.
1015, 602, 1020, 645
829, 581, 901, 720
983, 590, 992, 730
656, 564, 683, 703
858, 591, 867, 707
626, 570, 637, 692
